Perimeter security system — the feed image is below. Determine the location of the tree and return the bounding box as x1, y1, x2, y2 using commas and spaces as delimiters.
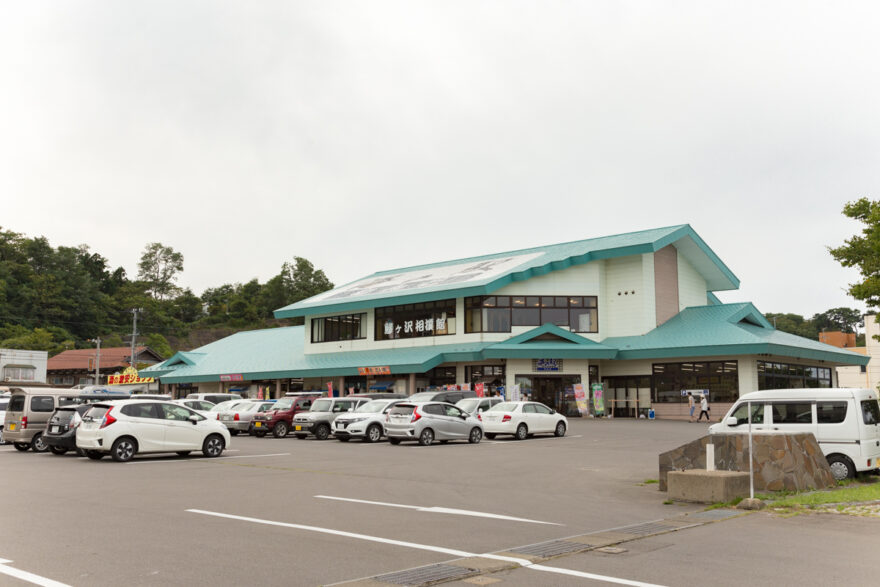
829, 198, 880, 308
811, 308, 863, 334
137, 242, 184, 300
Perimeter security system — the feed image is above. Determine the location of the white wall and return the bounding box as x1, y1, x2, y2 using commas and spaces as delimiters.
0, 348, 48, 383
677, 253, 708, 309
602, 254, 656, 337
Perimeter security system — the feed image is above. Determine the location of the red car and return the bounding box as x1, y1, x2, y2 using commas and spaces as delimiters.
251, 394, 321, 438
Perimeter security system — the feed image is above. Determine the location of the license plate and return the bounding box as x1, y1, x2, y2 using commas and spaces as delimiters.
8, 424, 15, 431
295, 425, 302, 431
50, 426, 59, 434
254, 422, 261, 427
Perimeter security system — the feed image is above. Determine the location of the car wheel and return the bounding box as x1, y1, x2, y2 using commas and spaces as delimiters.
49, 445, 68, 456
31, 433, 49, 453
388, 437, 401, 445
273, 422, 289, 438
827, 454, 855, 481
554, 421, 567, 437
202, 434, 225, 458
111, 437, 137, 462
469, 427, 483, 444
86, 450, 105, 460
515, 424, 528, 441
295, 434, 307, 440
365, 424, 382, 443
13, 442, 30, 452
485, 433, 496, 440
315, 424, 331, 440
418, 428, 434, 446
229, 430, 239, 436
177, 451, 191, 457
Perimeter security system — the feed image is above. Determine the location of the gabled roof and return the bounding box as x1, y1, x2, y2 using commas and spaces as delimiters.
48, 346, 162, 371
483, 324, 617, 359
603, 303, 870, 365
274, 224, 739, 319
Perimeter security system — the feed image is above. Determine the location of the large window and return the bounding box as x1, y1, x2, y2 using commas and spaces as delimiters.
652, 361, 739, 403
465, 295, 598, 333
756, 361, 831, 389
311, 313, 367, 343
3, 366, 35, 381
375, 300, 456, 341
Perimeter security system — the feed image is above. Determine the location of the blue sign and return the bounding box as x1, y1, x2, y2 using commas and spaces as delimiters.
536, 359, 560, 372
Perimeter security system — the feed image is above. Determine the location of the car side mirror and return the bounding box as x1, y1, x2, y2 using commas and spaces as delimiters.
725, 416, 738, 427
189, 415, 200, 425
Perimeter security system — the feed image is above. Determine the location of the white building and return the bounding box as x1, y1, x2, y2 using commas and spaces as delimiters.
0, 348, 48, 384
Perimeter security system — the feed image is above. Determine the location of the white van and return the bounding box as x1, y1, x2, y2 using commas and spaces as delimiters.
709, 388, 880, 481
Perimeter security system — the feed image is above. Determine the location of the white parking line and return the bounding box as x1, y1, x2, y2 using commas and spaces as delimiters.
0, 558, 70, 587
314, 495, 562, 525
187, 509, 665, 587
125, 453, 291, 464
486, 434, 583, 445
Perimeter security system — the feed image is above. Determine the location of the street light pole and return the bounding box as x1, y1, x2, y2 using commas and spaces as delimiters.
90, 337, 102, 385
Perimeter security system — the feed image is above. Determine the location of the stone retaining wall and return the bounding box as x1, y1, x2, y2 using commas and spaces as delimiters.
658, 433, 835, 492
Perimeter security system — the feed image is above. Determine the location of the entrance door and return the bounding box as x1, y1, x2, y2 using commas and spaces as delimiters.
531, 376, 582, 417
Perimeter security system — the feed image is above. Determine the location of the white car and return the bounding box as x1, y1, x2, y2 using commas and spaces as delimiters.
480, 401, 568, 440
0, 393, 9, 444
77, 400, 231, 462
332, 398, 405, 442
208, 399, 253, 420
172, 399, 216, 418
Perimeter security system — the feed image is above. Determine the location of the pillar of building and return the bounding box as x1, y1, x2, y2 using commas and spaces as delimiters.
408, 373, 416, 395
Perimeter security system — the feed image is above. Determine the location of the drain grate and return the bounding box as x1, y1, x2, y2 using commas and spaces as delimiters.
614, 521, 679, 536
689, 509, 741, 521
509, 540, 587, 558
374, 564, 475, 585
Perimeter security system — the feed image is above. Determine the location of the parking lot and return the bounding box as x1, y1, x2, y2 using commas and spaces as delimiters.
1, 419, 876, 586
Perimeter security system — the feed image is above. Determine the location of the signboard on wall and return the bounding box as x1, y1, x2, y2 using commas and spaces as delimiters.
535, 359, 562, 372
220, 374, 243, 382
358, 366, 391, 376
108, 367, 155, 385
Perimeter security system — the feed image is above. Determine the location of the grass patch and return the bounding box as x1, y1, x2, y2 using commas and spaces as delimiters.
769, 482, 880, 509
706, 496, 744, 510
638, 479, 659, 486
663, 500, 673, 505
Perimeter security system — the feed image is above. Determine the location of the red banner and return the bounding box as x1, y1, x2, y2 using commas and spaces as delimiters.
357, 366, 391, 376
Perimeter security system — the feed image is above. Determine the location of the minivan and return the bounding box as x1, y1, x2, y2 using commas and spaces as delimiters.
709, 388, 880, 481
3, 387, 80, 452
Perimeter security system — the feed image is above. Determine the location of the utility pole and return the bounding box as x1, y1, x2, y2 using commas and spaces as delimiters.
90, 337, 102, 384
130, 308, 142, 369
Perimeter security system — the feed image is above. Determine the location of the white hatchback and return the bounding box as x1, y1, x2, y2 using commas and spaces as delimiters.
480, 401, 568, 440
77, 400, 231, 462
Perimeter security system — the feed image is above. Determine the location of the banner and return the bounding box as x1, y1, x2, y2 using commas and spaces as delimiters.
573, 383, 588, 416
474, 383, 485, 397
511, 384, 521, 402
327, 381, 334, 397
107, 366, 155, 385
591, 383, 605, 415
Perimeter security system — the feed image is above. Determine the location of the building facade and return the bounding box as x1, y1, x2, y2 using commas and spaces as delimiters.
0, 348, 48, 384
145, 225, 868, 419
47, 346, 163, 387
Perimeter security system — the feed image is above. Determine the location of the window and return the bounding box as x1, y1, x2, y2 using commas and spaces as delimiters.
758, 361, 831, 389
730, 402, 764, 425
771, 402, 813, 424
423, 404, 445, 416
3, 366, 35, 381
161, 404, 197, 421
375, 300, 456, 340
311, 313, 367, 343
523, 404, 537, 414
817, 402, 847, 424
443, 405, 463, 418
862, 400, 880, 425
652, 361, 739, 403
464, 295, 598, 333
122, 403, 159, 419
30, 396, 55, 412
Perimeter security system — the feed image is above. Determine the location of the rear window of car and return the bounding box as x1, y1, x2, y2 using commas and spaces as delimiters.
406, 392, 437, 402
8, 395, 25, 412
817, 401, 847, 424
490, 402, 517, 412
85, 406, 110, 421
31, 396, 55, 412
389, 405, 415, 416
0, 400, 8, 411
862, 400, 880, 425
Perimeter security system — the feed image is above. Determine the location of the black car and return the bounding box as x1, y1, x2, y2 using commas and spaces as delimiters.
44, 404, 94, 456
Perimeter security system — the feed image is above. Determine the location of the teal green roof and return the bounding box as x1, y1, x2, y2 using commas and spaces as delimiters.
604, 303, 870, 366
482, 324, 617, 359
274, 224, 740, 319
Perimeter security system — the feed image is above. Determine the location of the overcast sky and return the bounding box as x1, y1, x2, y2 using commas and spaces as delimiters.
2, 1, 878, 320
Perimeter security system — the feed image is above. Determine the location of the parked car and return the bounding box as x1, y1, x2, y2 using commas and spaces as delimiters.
3, 387, 80, 452
405, 390, 477, 404
332, 398, 406, 442
292, 397, 371, 440
218, 401, 275, 435
208, 399, 253, 420
129, 394, 173, 400
709, 388, 880, 481
186, 392, 245, 405
0, 393, 9, 445
345, 393, 407, 400
44, 404, 95, 455
456, 397, 504, 417
480, 401, 568, 440
252, 394, 321, 438
172, 399, 216, 417
77, 400, 231, 462
385, 401, 483, 446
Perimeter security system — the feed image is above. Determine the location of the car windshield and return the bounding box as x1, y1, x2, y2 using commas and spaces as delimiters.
271, 398, 294, 410
310, 399, 333, 412
457, 399, 480, 412
210, 400, 241, 412
356, 400, 389, 413
406, 392, 437, 402
489, 402, 518, 412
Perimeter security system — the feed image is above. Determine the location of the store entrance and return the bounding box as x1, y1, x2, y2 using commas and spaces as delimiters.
530, 375, 582, 418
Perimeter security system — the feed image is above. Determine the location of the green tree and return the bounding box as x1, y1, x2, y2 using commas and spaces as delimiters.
137, 242, 184, 300
144, 333, 173, 358
763, 313, 818, 339
830, 198, 880, 308
811, 307, 863, 334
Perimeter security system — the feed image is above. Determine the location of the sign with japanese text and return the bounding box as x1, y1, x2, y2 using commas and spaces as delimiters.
107, 366, 155, 385
591, 383, 605, 415
382, 315, 447, 338
220, 374, 244, 382
510, 384, 521, 402
358, 366, 391, 376
574, 384, 588, 416
535, 359, 561, 372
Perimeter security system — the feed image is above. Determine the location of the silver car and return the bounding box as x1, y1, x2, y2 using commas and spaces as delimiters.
385, 402, 483, 446
332, 399, 405, 443
218, 401, 276, 435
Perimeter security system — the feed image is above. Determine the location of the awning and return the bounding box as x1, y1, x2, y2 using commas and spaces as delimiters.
369, 380, 395, 390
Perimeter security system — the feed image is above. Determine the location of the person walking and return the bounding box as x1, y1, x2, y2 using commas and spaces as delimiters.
697, 394, 710, 422
687, 392, 695, 422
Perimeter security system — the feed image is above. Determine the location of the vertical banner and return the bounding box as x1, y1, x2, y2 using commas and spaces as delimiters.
573, 383, 588, 417
591, 383, 605, 416
511, 384, 521, 402
474, 383, 485, 397
327, 381, 334, 397
257, 386, 264, 400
